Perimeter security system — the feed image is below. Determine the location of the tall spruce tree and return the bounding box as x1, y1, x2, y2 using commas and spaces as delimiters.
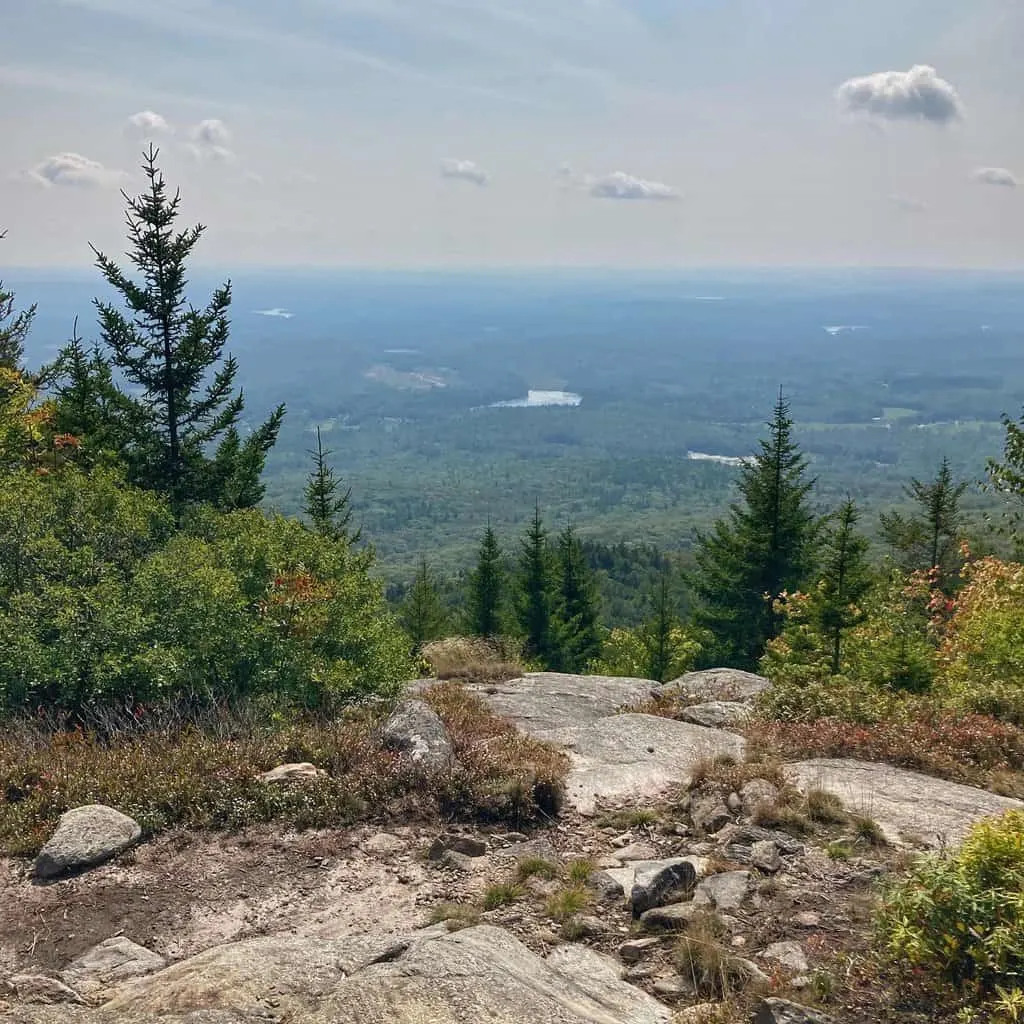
879, 456, 967, 583
303, 426, 359, 544
554, 523, 602, 672
815, 498, 872, 675
0, 230, 35, 373
465, 522, 506, 637
400, 557, 449, 652
644, 568, 678, 682
691, 391, 820, 669
71, 146, 284, 513
516, 504, 560, 666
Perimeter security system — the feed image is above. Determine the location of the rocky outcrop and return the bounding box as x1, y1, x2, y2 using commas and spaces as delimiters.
790, 758, 1024, 846
678, 701, 751, 730
381, 699, 454, 771
33, 805, 142, 880
754, 997, 836, 1024
662, 668, 771, 704
59, 938, 167, 997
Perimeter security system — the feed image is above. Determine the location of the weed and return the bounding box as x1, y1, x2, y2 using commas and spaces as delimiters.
516, 856, 560, 882
805, 787, 847, 825
851, 815, 888, 847
546, 885, 593, 922
482, 881, 525, 910
826, 840, 854, 861
566, 858, 597, 885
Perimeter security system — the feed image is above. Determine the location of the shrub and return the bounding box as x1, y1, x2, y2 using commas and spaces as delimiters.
937, 557, 1024, 724
591, 624, 703, 681
421, 636, 524, 684
877, 810, 1024, 1006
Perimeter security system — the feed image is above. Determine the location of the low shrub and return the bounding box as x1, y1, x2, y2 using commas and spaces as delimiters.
421, 636, 524, 684
876, 810, 1024, 1010
0, 683, 569, 857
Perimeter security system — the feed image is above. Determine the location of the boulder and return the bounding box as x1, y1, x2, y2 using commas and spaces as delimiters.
33, 805, 142, 879
639, 902, 704, 930
754, 997, 836, 1024
588, 869, 626, 903
91, 925, 673, 1024
630, 858, 699, 915
381, 699, 454, 771
693, 870, 751, 911
789, 759, 1024, 847
60, 938, 166, 996
740, 779, 780, 816
662, 669, 771, 704
690, 793, 732, 834
679, 702, 751, 730
4, 975, 85, 1005
617, 937, 661, 963
257, 762, 326, 784
760, 941, 809, 973
427, 833, 487, 859
614, 842, 660, 862
750, 840, 782, 874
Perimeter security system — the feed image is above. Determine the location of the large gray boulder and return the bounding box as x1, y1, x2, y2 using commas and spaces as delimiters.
33, 805, 142, 880
381, 699, 454, 771
789, 759, 1023, 847
662, 668, 771, 704
60, 925, 673, 1024
678, 701, 751, 730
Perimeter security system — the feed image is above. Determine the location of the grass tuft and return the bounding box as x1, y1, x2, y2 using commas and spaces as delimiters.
516, 856, 560, 881
805, 787, 848, 825
429, 903, 481, 931
482, 881, 526, 910
546, 885, 593, 922
566, 857, 597, 885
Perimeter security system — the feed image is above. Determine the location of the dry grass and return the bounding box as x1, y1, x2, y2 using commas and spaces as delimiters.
688, 752, 788, 795
596, 807, 660, 829
672, 911, 758, 999
566, 857, 597, 885
751, 800, 811, 835
516, 856, 560, 881
805, 787, 848, 825
851, 814, 888, 847
482, 881, 526, 910
429, 903, 482, 931
0, 682, 569, 857
421, 636, 524, 685
546, 885, 593, 922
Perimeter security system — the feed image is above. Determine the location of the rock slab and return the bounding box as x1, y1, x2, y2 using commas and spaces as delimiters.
33, 805, 142, 880
60, 938, 166, 996
754, 997, 836, 1024
663, 669, 771, 704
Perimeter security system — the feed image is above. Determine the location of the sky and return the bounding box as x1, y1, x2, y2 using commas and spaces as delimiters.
2, 0, 1023, 269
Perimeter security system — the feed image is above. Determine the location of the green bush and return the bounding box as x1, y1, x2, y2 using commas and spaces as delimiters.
0, 468, 411, 713
877, 810, 1024, 1005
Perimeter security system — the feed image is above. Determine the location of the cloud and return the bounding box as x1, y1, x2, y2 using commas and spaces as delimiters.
836, 65, 963, 124
125, 110, 173, 137
888, 195, 927, 214
187, 118, 233, 161
440, 159, 488, 186
972, 167, 1018, 189
28, 152, 125, 188
588, 171, 679, 201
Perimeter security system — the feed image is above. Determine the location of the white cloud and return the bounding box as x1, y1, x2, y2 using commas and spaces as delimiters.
588, 171, 679, 201
972, 166, 1018, 188
836, 65, 963, 124
187, 118, 233, 161
888, 195, 927, 214
440, 158, 488, 186
125, 110, 173, 137
28, 152, 125, 188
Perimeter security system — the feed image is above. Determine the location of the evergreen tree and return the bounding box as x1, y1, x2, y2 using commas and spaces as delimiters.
815, 498, 872, 675
68, 146, 284, 513
690, 391, 820, 669
465, 522, 506, 637
400, 557, 449, 652
303, 426, 359, 544
0, 230, 35, 373
987, 408, 1024, 555
516, 504, 560, 666
880, 457, 967, 583
554, 523, 602, 672
644, 568, 678, 682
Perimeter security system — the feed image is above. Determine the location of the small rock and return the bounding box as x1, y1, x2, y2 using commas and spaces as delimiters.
622, 963, 659, 982
730, 935, 747, 948
499, 838, 560, 864
568, 915, 609, 938
792, 911, 821, 929
427, 833, 487, 859
750, 840, 782, 874
6, 975, 85, 1005
257, 762, 326, 784
680, 701, 752, 730
639, 902, 703, 930
740, 779, 780, 816
691, 793, 733, 834
611, 833, 635, 848
588, 869, 626, 903
618, 937, 661, 963
60, 937, 166, 995
596, 855, 622, 869
693, 870, 751, 911
630, 858, 698, 916
615, 841, 659, 862
754, 997, 836, 1024
676, 1004, 727, 1024
761, 941, 809, 973
492, 831, 528, 844
382, 699, 454, 771
33, 805, 142, 879
727, 792, 743, 813
440, 849, 474, 872
731, 957, 771, 986
652, 974, 697, 999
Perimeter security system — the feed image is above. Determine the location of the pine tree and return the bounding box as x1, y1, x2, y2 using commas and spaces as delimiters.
303, 426, 359, 544
400, 557, 449, 652
690, 390, 820, 669
987, 409, 1024, 555
465, 522, 506, 637
554, 523, 602, 672
880, 457, 967, 583
0, 230, 35, 373
74, 146, 284, 513
644, 568, 678, 682
815, 498, 872, 675
516, 504, 560, 666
